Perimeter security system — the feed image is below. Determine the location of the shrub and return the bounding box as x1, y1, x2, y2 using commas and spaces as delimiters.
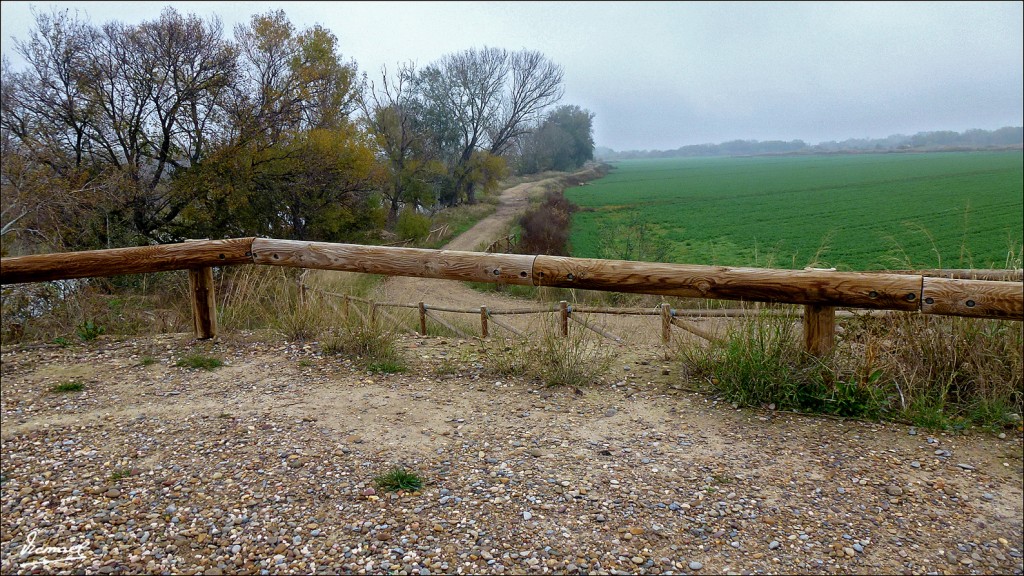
516, 191, 578, 255
396, 207, 432, 242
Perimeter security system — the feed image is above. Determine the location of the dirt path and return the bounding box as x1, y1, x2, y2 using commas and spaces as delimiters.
367, 176, 552, 314
358, 169, 683, 346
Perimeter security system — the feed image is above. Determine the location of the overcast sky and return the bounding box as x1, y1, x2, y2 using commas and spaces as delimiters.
1, 1, 1021, 151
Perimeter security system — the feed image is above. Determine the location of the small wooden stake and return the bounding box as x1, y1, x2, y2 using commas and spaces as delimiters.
188, 266, 217, 339
297, 269, 308, 305
803, 304, 835, 356
670, 317, 717, 342
480, 306, 489, 338
559, 300, 569, 337
418, 301, 427, 335
661, 302, 671, 344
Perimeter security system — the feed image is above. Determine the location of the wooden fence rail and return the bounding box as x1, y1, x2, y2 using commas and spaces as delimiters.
2, 238, 1021, 354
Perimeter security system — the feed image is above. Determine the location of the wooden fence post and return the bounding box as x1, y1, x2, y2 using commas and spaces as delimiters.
559, 300, 569, 337
480, 306, 489, 338
188, 266, 217, 339
418, 301, 427, 335
803, 304, 835, 356
661, 303, 671, 344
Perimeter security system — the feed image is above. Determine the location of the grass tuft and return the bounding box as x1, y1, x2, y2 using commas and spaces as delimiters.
49, 381, 84, 393
323, 315, 406, 373
374, 467, 423, 492
175, 355, 224, 370
75, 319, 105, 341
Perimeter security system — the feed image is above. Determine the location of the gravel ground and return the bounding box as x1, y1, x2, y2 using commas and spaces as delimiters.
2, 333, 1022, 575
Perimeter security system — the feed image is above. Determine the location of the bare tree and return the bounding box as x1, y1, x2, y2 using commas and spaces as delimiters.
417, 47, 563, 205
487, 49, 564, 156
1, 9, 96, 175
361, 62, 445, 222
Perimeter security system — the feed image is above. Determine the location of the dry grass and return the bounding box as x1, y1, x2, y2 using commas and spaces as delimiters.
1, 272, 190, 344
679, 305, 1023, 430
483, 312, 615, 388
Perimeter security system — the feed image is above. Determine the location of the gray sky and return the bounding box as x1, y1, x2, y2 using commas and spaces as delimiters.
1, 1, 1021, 151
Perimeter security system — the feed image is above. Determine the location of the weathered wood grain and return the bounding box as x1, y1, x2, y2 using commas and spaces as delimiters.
921, 277, 1023, 320
188, 267, 217, 339
252, 239, 536, 286
877, 269, 1023, 282
803, 304, 835, 356
0, 238, 255, 284
533, 256, 923, 311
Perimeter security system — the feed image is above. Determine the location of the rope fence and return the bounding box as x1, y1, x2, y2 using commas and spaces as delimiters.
297, 280, 890, 345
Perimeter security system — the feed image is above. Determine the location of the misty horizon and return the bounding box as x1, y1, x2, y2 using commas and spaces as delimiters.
1, 1, 1020, 151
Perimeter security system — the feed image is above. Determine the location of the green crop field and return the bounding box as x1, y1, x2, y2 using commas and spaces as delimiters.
565, 151, 1023, 270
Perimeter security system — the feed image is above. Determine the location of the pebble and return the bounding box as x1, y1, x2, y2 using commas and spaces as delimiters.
1, 336, 1021, 576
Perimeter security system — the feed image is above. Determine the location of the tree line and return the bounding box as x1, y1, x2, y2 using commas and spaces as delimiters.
0, 7, 596, 253
596, 126, 1023, 160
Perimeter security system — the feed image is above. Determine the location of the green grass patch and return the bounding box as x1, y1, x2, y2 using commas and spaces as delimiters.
139, 356, 157, 367
75, 319, 106, 341
49, 381, 84, 393
367, 359, 407, 374
566, 152, 1023, 270
175, 355, 224, 370
109, 468, 133, 481
374, 467, 424, 492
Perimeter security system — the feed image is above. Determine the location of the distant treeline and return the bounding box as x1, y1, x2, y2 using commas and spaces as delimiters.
596, 126, 1023, 160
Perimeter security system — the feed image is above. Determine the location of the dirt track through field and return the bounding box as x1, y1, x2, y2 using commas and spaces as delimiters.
353, 171, 696, 346
370, 177, 547, 313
